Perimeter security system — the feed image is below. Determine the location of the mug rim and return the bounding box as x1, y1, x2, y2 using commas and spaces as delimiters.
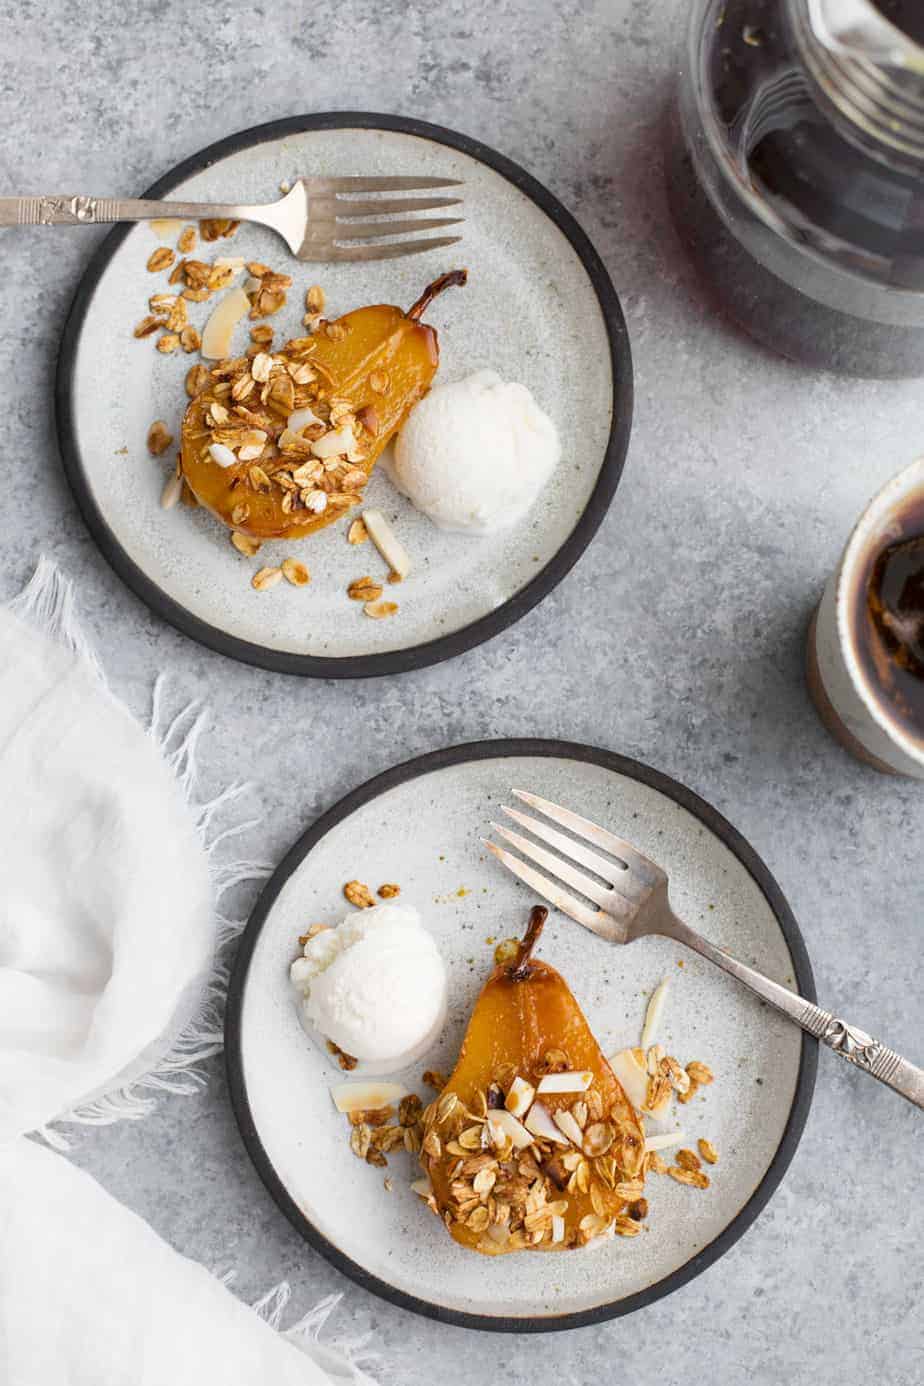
835, 454, 924, 768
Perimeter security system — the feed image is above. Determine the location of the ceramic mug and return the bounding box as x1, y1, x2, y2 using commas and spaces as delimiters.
807, 455, 924, 778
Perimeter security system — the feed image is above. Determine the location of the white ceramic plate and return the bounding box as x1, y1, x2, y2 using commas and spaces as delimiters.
57, 115, 632, 677
226, 740, 816, 1330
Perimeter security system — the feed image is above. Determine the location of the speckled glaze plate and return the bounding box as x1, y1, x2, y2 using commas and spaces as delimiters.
56, 114, 632, 677
226, 740, 816, 1331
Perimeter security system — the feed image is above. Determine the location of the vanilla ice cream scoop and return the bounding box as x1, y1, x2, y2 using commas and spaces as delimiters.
385, 369, 559, 534
289, 903, 447, 1072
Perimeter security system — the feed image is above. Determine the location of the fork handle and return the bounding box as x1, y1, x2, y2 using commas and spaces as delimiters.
0, 195, 276, 228
666, 913, 924, 1110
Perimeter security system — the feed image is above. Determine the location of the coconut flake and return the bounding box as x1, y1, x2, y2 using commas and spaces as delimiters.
311, 424, 358, 460
149, 217, 184, 240
287, 407, 323, 434
644, 1129, 686, 1153
640, 979, 669, 1050
330, 1081, 407, 1114
524, 1100, 569, 1145
609, 1048, 650, 1113
201, 285, 250, 360
208, 443, 237, 469
551, 1214, 565, 1244
504, 1075, 535, 1118
487, 1108, 533, 1151
362, 508, 412, 580
536, 1070, 593, 1095
551, 1107, 585, 1147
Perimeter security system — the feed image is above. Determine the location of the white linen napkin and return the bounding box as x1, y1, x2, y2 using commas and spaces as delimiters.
0, 561, 377, 1385
0, 1138, 377, 1386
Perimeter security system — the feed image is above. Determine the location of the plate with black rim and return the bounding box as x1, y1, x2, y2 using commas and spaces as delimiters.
225, 739, 816, 1331
56, 113, 632, 678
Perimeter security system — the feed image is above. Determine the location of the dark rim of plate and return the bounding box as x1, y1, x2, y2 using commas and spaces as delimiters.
55, 112, 634, 679
225, 738, 818, 1332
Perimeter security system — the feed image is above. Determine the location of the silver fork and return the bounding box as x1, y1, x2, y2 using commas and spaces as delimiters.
0, 176, 464, 263
485, 789, 924, 1110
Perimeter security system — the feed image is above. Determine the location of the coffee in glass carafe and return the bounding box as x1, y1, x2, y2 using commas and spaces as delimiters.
668, 0, 924, 376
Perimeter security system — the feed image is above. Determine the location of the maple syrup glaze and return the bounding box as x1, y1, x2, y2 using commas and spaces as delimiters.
854, 492, 924, 739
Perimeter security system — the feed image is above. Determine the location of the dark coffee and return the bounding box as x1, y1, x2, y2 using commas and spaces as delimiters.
854, 494, 924, 736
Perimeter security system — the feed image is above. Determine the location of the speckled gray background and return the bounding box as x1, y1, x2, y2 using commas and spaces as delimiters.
1, 1, 922, 1382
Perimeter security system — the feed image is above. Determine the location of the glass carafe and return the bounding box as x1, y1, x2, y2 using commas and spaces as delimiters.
667, 0, 924, 376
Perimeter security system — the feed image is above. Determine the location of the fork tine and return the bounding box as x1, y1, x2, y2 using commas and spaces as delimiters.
502, 806, 628, 882
305, 176, 464, 194
511, 790, 663, 885
502, 806, 650, 908
328, 196, 463, 217
331, 216, 464, 241
490, 822, 634, 919
482, 840, 610, 935
328, 236, 462, 263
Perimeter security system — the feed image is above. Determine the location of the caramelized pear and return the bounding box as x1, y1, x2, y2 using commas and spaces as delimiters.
180, 270, 467, 540
422, 908, 646, 1255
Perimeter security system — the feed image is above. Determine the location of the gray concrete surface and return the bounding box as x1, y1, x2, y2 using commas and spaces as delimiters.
1, 1, 921, 1382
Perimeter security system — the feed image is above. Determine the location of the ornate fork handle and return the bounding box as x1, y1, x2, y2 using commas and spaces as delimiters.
0, 195, 276, 228
665, 914, 924, 1110
797, 1003, 924, 1104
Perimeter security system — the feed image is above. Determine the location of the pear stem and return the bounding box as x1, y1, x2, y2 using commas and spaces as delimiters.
509, 906, 548, 980
406, 269, 468, 321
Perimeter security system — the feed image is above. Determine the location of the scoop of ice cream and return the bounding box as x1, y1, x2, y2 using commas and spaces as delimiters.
385, 369, 559, 534
289, 903, 447, 1066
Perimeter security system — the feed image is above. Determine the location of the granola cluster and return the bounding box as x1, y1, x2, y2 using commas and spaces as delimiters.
347, 1093, 426, 1169
418, 1058, 647, 1252
185, 336, 374, 526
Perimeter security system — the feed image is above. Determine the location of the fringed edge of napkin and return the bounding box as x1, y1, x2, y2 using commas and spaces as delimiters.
10, 558, 272, 1149
249, 1286, 380, 1384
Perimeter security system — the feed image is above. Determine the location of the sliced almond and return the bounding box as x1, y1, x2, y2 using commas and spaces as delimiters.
504, 1076, 535, 1119
347, 518, 368, 545
536, 1070, 593, 1095
331, 1081, 407, 1114
160, 473, 182, 509
200, 286, 250, 360
640, 979, 669, 1050
362, 508, 411, 580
